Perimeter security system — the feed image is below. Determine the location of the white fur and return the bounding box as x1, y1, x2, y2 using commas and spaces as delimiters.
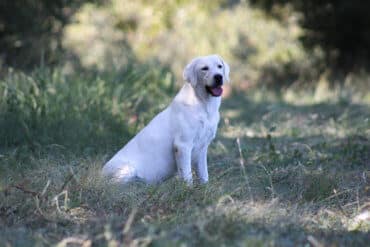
102, 54, 230, 185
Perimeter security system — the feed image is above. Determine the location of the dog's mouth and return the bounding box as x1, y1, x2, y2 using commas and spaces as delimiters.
205, 85, 223, 97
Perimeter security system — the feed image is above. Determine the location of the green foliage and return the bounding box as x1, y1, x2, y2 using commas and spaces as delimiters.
62, 0, 310, 86
0, 0, 96, 68
250, 0, 370, 69
0, 63, 175, 152
3, 0, 370, 88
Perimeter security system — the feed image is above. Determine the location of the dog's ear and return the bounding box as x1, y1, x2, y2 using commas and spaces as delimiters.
183, 58, 199, 87
219, 56, 230, 83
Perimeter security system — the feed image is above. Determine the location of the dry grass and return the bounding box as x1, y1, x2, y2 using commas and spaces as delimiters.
1, 83, 369, 246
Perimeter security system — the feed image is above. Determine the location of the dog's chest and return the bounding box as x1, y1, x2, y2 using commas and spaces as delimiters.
193, 113, 219, 149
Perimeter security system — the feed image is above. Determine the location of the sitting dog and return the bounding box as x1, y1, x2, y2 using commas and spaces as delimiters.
102, 54, 230, 184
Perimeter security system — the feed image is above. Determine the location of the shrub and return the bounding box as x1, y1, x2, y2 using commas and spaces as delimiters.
0, 62, 175, 152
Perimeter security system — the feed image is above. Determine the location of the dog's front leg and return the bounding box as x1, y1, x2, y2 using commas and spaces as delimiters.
194, 146, 209, 184
174, 141, 193, 185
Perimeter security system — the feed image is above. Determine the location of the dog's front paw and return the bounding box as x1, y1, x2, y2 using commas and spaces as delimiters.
199, 177, 208, 184
184, 176, 193, 187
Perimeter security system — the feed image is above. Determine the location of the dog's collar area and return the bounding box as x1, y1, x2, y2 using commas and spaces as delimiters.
205, 85, 223, 97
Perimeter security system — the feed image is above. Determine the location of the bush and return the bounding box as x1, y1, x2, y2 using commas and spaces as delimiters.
0, 0, 95, 69
0, 62, 175, 152
250, 0, 370, 69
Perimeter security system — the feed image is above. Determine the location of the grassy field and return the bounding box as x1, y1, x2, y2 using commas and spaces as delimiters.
0, 67, 369, 246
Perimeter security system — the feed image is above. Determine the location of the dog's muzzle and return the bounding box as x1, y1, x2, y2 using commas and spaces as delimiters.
206, 74, 223, 97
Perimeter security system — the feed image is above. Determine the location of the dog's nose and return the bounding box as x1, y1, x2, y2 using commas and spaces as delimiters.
214, 74, 223, 86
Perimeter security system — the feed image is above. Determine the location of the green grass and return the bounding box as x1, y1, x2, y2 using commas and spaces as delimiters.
0, 68, 369, 246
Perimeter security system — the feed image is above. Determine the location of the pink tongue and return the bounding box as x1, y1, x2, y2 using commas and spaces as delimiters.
210, 86, 223, 96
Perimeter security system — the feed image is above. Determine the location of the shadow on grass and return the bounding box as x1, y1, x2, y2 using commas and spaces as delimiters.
211, 90, 369, 202
184, 217, 370, 246
222, 90, 369, 127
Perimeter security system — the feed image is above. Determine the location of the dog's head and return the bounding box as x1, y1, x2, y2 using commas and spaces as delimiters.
183, 54, 230, 97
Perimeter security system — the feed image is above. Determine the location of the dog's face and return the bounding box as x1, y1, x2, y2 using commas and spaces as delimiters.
183, 55, 230, 97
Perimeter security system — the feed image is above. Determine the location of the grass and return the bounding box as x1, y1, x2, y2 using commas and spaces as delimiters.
0, 67, 369, 246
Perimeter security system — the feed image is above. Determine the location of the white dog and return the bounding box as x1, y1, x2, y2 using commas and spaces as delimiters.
102, 54, 230, 184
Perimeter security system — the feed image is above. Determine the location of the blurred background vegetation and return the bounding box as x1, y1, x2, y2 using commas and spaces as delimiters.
2, 0, 370, 79
1, 0, 370, 150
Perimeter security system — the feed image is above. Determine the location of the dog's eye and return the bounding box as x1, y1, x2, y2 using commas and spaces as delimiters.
201, 66, 209, 71
218, 64, 222, 69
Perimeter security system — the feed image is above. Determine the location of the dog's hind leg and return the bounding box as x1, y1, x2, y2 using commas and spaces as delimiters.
102, 162, 137, 184
174, 141, 193, 185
